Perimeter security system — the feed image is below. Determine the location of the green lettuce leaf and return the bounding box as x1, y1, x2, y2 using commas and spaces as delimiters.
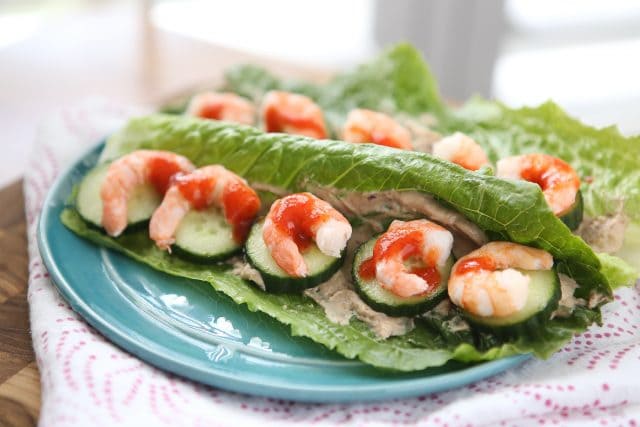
64, 113, 616, 370
440, 98, 640, 285
65, 44, 638, 370
223, 43, 445, 135
597, 253, 639, 289
444, 98, 640, 221
221, 45, 638, 287
100, 114, 608, 299
61, 207, 599, 371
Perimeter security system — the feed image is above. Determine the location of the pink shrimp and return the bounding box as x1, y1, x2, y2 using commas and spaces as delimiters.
342, 109, 412, 150
261, 91, 328, 139
262, 193, 352, 277
186, 92, 255, 125
448, 242, 554, 317
149, 165, 261, 250
497, 153, 581, 217
100, 150, 195, 236
432, 132, 490, 171
358, 220, 453, 298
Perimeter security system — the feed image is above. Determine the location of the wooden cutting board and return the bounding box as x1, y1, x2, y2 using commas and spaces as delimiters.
0, 180, 40, 426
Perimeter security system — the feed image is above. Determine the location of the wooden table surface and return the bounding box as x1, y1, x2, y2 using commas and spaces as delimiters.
0, 180, 40, 426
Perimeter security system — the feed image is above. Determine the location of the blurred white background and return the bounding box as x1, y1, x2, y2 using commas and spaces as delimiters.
1, 0, 639, 186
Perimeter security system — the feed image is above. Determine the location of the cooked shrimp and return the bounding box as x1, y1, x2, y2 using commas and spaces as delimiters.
100, 150, 195, 237
342, 109, 412, 150
186, 92, 255, 125
432, 132, 489, 171
497, 153, 580, 216
448, 241, 553, 317
262, 193, 352, 277
365, 220, 453, 298
261, 91, 327, 138
149, 165, 261, 250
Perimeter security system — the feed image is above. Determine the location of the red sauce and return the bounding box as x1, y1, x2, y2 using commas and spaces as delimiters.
411, 266, 441, 290
454, 256, 495, 276
222, 179, 261, 242
175, 173, 260, 243
270, 193, 330, 252
359, 225, 442, 294
370, 132, 403, 149
358, 257, 377, 279
174, 173, 216, 210
196, 102, 224, 120
263, 102, 327, 138
147, 157, 187, 194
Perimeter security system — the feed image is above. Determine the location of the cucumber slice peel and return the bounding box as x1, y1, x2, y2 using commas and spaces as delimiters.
76, 163, 161, 230
352, 236, 453, 317
559, 189, 583, 231
244, 220, 344, 293
461, 267, 561, 337
172, 207, 241, 262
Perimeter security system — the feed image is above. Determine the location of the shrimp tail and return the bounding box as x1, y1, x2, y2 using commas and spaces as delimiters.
314, 218, 352, 258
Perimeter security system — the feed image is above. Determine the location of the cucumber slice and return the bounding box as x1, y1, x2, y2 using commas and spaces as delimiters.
244, 220, 344, 293
559, 189, 583, 231
461, 268, 561, 337
75, 163, 161, 230
172, 207, 241, 262
352, 237, 454, 317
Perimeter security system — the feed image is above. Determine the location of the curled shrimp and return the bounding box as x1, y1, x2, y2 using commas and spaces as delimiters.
366, 220, 453, 298
497, 153, 580, 216
342, 109, 412, 150
262, 192, 352, 277
432, 132, 489, 171
186, 92, 255, 125
448, 241, 554, 317
149, 165, 261, 250
100, 150, 195, 237
261, 91, 327, 138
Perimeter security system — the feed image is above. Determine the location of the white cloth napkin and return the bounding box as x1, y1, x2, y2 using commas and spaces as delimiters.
26, 101, 640, 426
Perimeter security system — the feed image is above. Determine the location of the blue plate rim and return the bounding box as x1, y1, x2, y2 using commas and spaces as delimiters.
37, 142, 531, 403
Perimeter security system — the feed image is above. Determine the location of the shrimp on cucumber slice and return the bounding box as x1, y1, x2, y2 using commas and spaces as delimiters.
186, 92, 255, 125
261, 91, 328, 139
432, 132, 489, 171
342, 109, 412, 150
98, 150, 195, 237
497, 153, 583, 229
448, 241, 560, 335
244, 193, 351, 293
351, 220, 455, 316
149, 165, 260, 261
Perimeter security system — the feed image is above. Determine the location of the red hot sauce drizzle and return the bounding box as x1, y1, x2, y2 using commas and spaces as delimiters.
147, 157, 188, 194
454, 256, 495, 276
263, 104, 327, 139
174, 173, 260, 244
270, 193, 330, 252
358, 227, 441, 296
196, 102, 224, 120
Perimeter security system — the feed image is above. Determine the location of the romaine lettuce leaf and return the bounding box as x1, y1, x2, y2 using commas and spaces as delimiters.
440, 98, 640, 282
63, 44, 639, 371
61, 207, 600, 370
66, 112, 617, 370
223, 43, 445, 135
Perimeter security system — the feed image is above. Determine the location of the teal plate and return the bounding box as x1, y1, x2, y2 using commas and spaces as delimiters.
38, 143, 530, 403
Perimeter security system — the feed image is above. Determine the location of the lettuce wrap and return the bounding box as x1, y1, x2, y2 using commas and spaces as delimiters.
61, 44, 639, 371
